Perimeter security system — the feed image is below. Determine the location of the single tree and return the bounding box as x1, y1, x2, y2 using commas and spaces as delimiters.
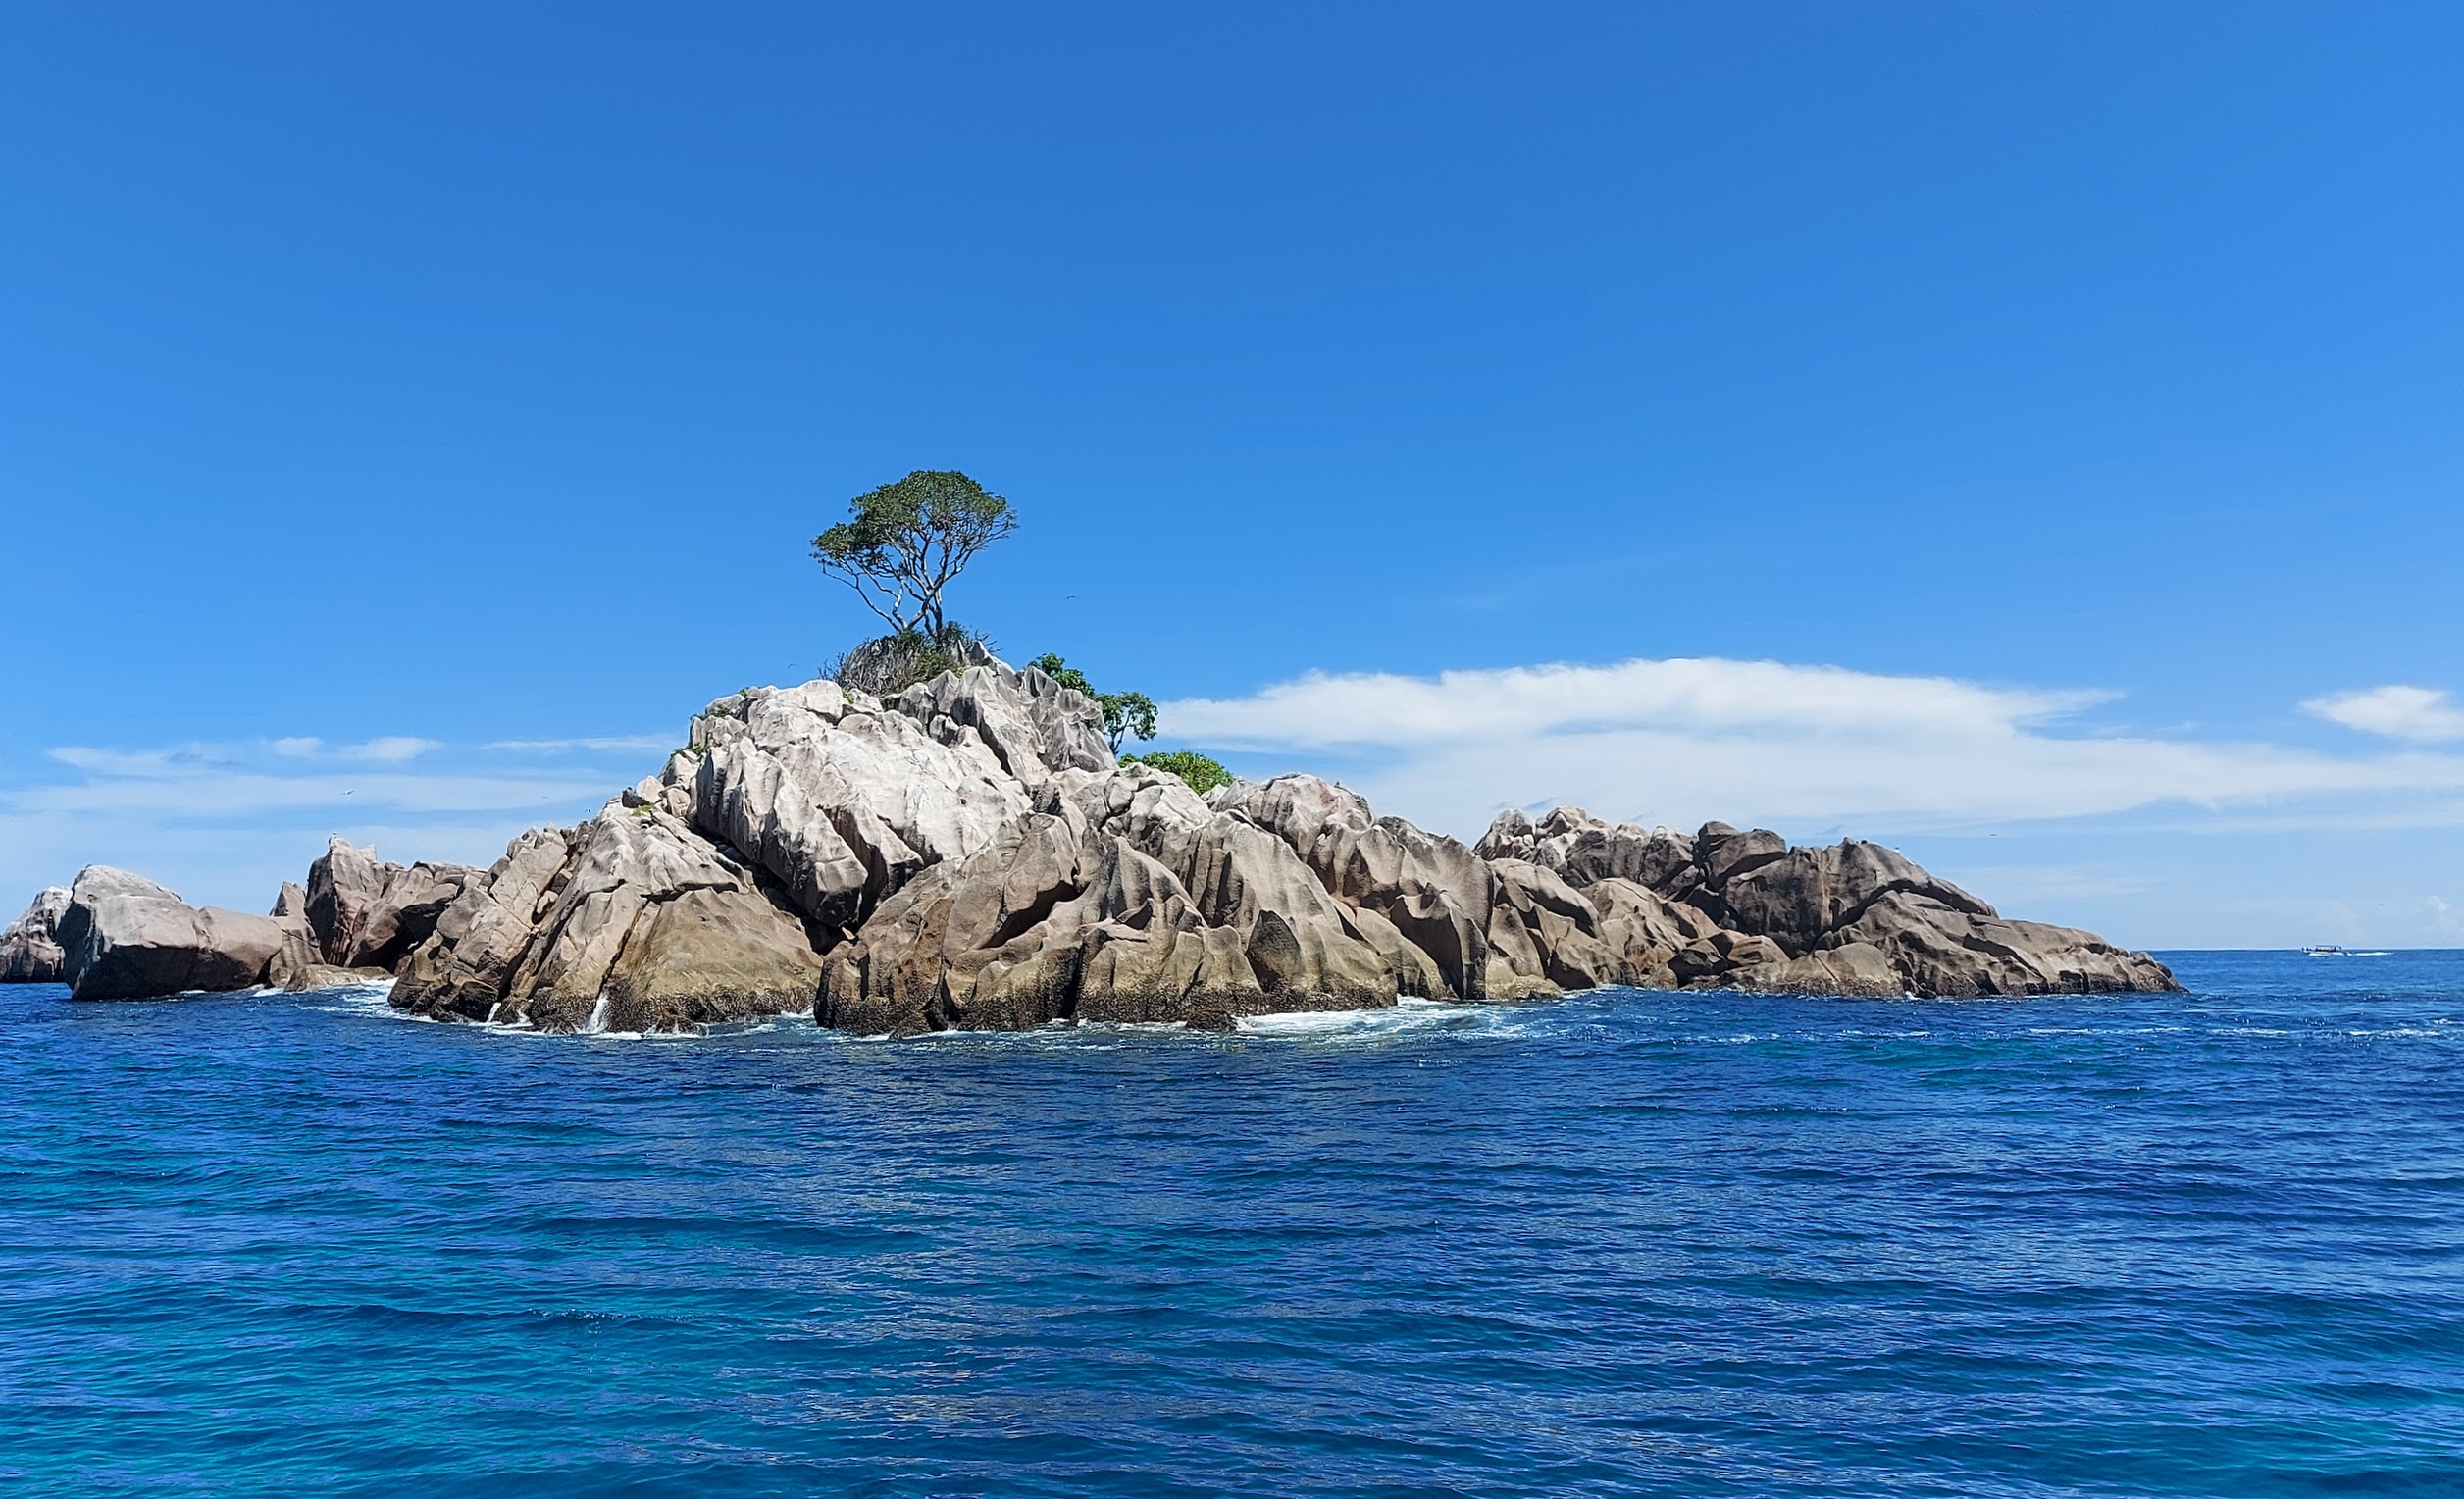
1030, 653, 1158, 753
1103, 690, 1159, 754
811, 470, 1016, 639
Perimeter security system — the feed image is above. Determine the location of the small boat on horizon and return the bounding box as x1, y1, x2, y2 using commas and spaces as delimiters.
2300, 944, 2354, 956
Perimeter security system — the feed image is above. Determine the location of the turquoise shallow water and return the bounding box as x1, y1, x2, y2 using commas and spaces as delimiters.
2, 951, 2460, 1497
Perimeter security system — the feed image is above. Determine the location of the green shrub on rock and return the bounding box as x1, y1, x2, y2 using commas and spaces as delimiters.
1122, 750, 1232, 796
825, 625, 995, 697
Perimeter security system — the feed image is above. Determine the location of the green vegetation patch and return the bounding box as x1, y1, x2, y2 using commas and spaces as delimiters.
1122, 750, 1233, 796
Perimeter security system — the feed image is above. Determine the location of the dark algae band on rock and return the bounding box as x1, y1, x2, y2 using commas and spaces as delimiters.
2, 660, 2179, 1026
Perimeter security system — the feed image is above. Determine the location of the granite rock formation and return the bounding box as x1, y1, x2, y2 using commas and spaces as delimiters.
55, 866, 289, 1001
0, 886, 70, 983
304, 837, 477, 971
1476, 805, 2175, 998
13, 658, 2181, 1020
392, 789, 827, 1033
389, 663, 2174, 1033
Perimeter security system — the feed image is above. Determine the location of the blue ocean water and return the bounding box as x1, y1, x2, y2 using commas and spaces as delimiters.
3, 953, 2460, 1497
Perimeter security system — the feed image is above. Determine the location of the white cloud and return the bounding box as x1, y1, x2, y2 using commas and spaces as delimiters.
60, 735, 445, 771
2302, 685, 2464, 743
340, 736, 442, 762
1163, 656, 2464, 838
1166, 657, 2106, 748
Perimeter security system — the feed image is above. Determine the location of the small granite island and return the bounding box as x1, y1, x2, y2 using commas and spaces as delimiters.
0, 662, 2178, 1030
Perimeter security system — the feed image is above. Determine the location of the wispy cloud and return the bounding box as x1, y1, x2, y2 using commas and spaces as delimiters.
485, 734, 675, 754
56, 735, 445, 772
10, 771, 609, 818
1163, 656, 2464, 836
3, 730, 665, 909
50, 746, 197, 776
2302, 685, 2464, 744
340, 735, 442, 762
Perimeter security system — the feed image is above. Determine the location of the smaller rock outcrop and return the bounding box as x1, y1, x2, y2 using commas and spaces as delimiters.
304, 837, 476, 970
1476, 805, 2179, 997
394, 801, 826, 1032
1479, 806, 1698, 896
0, 886, 70, 983
1822, 893, 2169, 997
261, 881, 363, 990
55, 866, 287, 1001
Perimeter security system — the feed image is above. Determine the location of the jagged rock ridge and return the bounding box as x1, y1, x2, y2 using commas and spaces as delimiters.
3, 661, 2179, 1017
374, 664, 2178, 1033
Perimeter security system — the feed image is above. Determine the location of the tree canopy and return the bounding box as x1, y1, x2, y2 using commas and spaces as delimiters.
1029, 653, 1157, 754
811, 470, 1016, 638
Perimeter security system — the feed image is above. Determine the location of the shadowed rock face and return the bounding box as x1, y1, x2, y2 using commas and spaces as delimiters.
55, 867, 287, 1001
1476, 804, 2177, 997
304, 838, 478, 972
393, 801, 825, 1033
1, 887, 71, 983
1214, 776, 1497, 999
813, 764, 1406, 1035
261, 881, 352, 991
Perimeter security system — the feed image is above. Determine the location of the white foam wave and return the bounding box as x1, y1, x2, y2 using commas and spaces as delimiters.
1232, 996, 1513, 1040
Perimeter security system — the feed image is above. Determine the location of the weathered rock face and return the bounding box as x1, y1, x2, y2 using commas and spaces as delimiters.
1, 886, 71, 983
892, 664, 1114, 795
1099, 772, 1399, 1008
262, 881, 345, 991
817, 765, 1408, 1035
692, 679, 1035, 932
1218, 775, 1497, 999
1823, 894, 2173, 998
394, 803, 825, 1033
821, 811, 1262, 1034
1474, 805, 2179, 998
1479, 806, 1698, 896
1717, 840, 1993, 955
391, 828, 576, 1017
303, 837, 477, 971
56, 867, 287, 1001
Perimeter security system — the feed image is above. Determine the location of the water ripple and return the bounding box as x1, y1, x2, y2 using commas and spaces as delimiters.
1, 952, 2460, 1495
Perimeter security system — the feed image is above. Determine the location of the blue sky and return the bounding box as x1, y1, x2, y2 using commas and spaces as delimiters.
3, 2, 2460, 948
